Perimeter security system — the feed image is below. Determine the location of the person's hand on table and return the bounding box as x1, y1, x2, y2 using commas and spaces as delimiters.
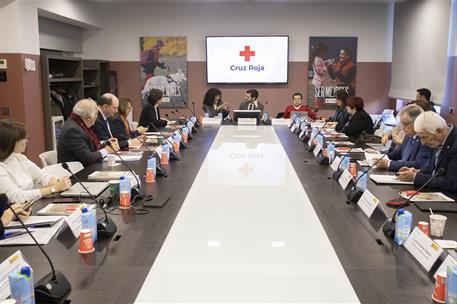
374, 157, 389, 169
54, 177, 72, 192
2, 204, 30, 226
137, 126, 148, 134
397, 167, 417, 181
107, 138, 120, 152
381, 134, 390, 145
130, 138, 141, 148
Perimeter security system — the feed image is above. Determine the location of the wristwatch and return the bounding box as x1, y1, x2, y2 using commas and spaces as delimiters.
50, 187, 57, 194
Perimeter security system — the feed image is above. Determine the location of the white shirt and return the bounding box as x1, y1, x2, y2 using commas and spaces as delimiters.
0, 153, 55, 203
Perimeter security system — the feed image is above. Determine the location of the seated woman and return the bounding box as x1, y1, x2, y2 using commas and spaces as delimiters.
139, 89, 168, 131
283, 92, 316, 119
328, 90, 350, 132
111, 97, 148, 149
0, 120, 72, 203
0, 198, 30, 239
202, 88, 229, 118
343, 96, 374, 139
58, 99, 118, 165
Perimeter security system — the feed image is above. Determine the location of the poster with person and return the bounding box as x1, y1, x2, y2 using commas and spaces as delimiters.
140, 36, 188, 108
307, 37, 358, 109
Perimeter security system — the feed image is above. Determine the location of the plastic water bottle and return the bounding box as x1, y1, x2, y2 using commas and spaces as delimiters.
263, 112, 269, 121
8, 265, 35, 304
119, 176, 131, 209
146, 156, 156, 183
204, 112, 209, 118
316, 134, 324, 147
341, 156, 350, 170
217, 112, 223, 119
394, 209, 413, 245
172, 134, 180, 154
327, 143, 335, 162
161, 143, 169, 164
182, 127, 189, 144
355, 171, 368, 192
81, 207, 97, 243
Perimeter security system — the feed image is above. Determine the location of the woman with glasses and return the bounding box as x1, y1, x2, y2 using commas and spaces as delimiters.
0, 120, 72, 203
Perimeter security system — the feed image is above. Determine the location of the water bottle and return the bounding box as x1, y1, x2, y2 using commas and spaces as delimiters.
146, 156, 156, 183
190, 116, 197, 124
316, 134, 324, 147
81, 207, 97, 243
263, 112, 269, 122
8, 265, 35, 304
172, 134, 180, 154
217, 112, 223, 119
355, 171, 368, 192
341, 156, 350, 170
182, 127, 189, 144
161, 143, 169, 165
119, 176, 131, 209
394, 209, 413, 245
327, 143, 335, 162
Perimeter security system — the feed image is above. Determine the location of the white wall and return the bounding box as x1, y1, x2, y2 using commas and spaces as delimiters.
448, 0, 457, 57
83, 2, 394, 62
39, 16, 83, 53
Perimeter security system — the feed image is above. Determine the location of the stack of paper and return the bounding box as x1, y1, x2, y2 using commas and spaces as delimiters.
370, 174, 413, 185
0, 219, 65, 245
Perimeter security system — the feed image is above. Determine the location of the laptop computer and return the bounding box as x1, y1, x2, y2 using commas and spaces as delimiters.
61, 182, 109, 198
290, 111, 309, 121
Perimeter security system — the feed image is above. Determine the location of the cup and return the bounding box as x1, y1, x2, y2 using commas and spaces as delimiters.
418, 221, 430, 236
430, 214, 447, 237
107, 154, 116, 167
432, 272, 447, 303
108, 180, 120, 201
79, 229, 95, 254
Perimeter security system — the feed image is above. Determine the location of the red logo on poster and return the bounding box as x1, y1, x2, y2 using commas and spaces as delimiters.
240, 46, 255, 62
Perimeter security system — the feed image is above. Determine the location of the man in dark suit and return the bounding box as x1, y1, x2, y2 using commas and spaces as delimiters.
58, 99, 118, 166
239, 89, 264, 113
398, 111, 457, 193
373, 104, 434, 172
90, 93, 128, 149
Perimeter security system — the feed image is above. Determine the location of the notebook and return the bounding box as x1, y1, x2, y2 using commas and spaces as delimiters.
60, 182, 109, 198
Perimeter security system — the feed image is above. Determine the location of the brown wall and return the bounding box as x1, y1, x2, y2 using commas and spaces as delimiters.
0, 53, 45, 165
110, 61, 392, 121
441, 56, 457, 124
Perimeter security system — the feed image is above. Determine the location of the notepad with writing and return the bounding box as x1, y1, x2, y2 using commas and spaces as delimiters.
370, 174, 413, 185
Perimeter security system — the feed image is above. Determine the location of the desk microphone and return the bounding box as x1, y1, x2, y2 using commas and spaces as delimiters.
0, 194, 72, 304
307, 121, 329, 152
346, 152, 389, 203
382, 168, 446, 238
165, 113, 186, 146
174, 108, 197, 135
105, 141, 149, 199
135, 136, 167, 177
332, 131, 366, 180
191, 101, 201, 128
61, 162, 117, 237
149, 121, 180, 160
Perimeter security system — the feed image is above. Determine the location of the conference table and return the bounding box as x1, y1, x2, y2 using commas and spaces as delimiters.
1, 123, 456, 304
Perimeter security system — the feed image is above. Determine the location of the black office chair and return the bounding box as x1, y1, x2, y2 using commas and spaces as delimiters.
276, 112, 285, 118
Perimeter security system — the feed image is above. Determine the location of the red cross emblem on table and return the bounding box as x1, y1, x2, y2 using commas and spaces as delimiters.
240, 46, 255, 62
239, 162, 254, 177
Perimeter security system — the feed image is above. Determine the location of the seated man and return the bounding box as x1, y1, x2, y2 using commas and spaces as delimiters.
398, 111, 457, 193
91, 93, 131, 150
239, 89, 264, 113
283, 92, 316, 119
58, 99, 119, 166
373, 104, 434, 172
416, 88, 436, 112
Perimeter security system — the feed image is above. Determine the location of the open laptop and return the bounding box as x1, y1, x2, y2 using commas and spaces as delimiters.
290, 111, 309, 121
61, 182, 109, 198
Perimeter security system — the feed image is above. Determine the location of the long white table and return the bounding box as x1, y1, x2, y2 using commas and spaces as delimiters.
135, 126, 359, 303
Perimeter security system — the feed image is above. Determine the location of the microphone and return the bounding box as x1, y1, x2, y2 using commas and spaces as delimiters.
346, 152, 389, 203
148, 121, 180, 161
332, 131, 366, 180
0, 194, 71, 304
382, 168, 446, 238
61, 162, 117, 237
165, 113, 185, 138
135, 136, 167, 177
105, 141, 150, 199
307, 121, 329, 152
191, 101, 201, 128
174, 108, 197, 135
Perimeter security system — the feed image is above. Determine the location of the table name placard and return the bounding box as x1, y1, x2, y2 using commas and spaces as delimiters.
404, 227, 443, 272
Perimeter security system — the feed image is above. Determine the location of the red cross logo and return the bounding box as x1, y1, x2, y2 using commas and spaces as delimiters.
240, 46, 255, 62
239, 162, 254, 177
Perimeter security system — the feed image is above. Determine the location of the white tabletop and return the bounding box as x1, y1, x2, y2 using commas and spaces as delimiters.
135, 126, 359, 303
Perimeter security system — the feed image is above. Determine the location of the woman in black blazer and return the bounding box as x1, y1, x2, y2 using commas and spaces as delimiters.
139, 89, 168, 131
343, 96, 374, 139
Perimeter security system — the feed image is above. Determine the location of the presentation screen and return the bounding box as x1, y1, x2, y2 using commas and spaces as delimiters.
206, 36, 289, 84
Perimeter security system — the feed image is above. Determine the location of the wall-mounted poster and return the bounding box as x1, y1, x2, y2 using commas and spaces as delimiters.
307, 37, 357, 109
140, 36, 187, 108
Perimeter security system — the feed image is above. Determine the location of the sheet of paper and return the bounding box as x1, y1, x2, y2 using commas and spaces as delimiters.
404, 227, 443, 272
370, 174, 413, 185
0, 250, 28, 301
330, 156, 342, 172
0, 219, 65, 246
434, 239, 457, 249
357, 190, 380, 218
313, 143, 322, 157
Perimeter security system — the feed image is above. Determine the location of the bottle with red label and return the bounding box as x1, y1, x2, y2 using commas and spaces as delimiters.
119, 176, 131, 209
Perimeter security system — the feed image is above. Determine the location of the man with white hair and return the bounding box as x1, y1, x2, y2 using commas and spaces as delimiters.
57, 99, 119, 165
374, 104, 434, 172
398, 111, 457, 193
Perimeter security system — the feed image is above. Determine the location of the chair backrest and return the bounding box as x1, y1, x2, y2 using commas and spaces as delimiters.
39, 150, 57, 167
42, 162, 84, 179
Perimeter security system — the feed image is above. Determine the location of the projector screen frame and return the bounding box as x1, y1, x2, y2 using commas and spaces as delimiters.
206, 35, 289, 85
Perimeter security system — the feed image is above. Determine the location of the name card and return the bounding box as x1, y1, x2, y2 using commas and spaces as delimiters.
271, 118, 290, 126
238, 118, 257, 125
65, 207, 83, 238
299, 129, 306, 139
357, 190, 380, 218
330, 156, 342, 171
404, 227, 443, 272
290, 123, 298, 132
313, 143, 323, 157
434, 254, 457, 279
202, 117, 222, 125
338, 169, 353, 189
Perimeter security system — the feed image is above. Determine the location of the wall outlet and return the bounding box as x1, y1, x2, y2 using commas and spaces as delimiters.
0, 59, 7, 69
450, 107, 454, 114
24, 58, 36, 72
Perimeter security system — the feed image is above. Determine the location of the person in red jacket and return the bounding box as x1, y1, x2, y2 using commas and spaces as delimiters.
283, 92, 317, 119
